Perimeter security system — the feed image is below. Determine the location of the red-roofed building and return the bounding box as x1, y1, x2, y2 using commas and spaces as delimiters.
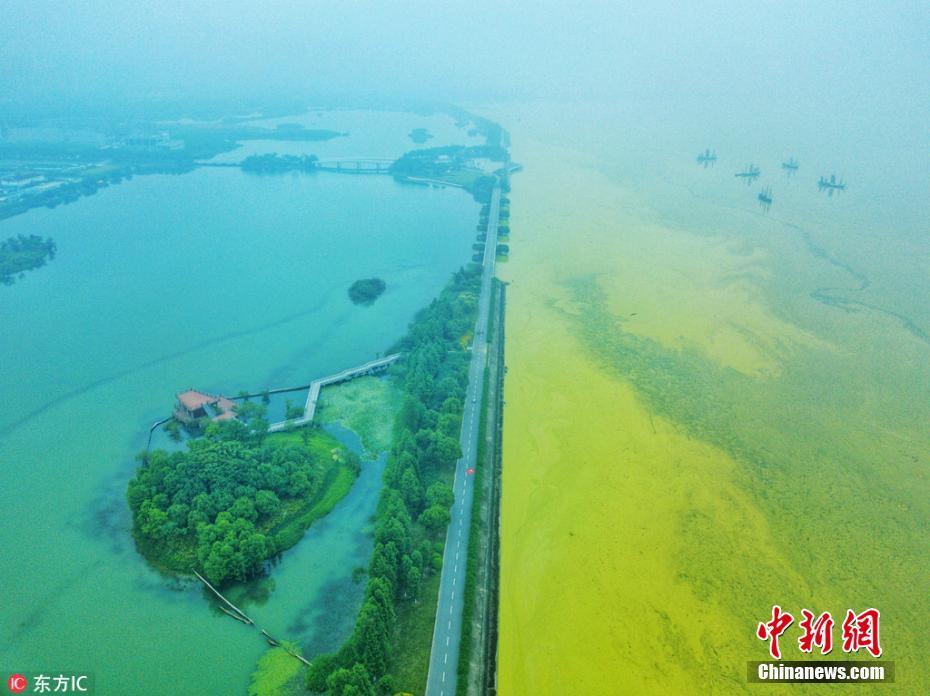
174, 389, 238, 424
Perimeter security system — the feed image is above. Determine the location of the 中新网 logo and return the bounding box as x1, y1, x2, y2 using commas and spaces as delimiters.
756, 605, 882, 659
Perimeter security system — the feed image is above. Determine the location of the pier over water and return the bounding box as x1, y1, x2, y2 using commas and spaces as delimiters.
267, 353, 402, 432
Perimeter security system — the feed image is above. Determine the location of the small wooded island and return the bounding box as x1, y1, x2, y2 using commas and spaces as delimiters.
390, 143, 509, 203
348, 277, 386, 305
128, 404, 359, 585
0, 234, 56, 286
408, 127, 433, 144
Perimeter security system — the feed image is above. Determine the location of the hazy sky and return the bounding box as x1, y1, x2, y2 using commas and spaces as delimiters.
2, 0, 927, 119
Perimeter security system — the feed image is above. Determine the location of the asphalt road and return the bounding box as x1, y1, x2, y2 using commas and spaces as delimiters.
424, 186, 500, 696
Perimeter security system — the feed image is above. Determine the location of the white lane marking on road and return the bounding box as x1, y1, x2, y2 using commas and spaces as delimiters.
446, 636, 450, 647
444, 653, 448, 664
443, 672, 446, 683
453, 576, 456, 587
452, 590, 455, 601
448, 620, 451, 630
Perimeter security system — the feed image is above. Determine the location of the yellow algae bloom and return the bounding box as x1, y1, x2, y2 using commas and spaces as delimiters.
496, 105, 930, 694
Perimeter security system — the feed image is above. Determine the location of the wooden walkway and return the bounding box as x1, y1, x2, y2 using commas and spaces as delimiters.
193, 569, 312, 666
267, 353, 401, 432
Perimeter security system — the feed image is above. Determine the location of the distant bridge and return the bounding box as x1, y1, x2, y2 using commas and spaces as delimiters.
267, 353, 402, 432
195, 158, 395, 174
401, 176, 464, 189
315, 158, 394, 174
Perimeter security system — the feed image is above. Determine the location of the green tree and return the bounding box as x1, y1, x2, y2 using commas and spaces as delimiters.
400, 555, 421, 600
398, 467, 423, 514
326, 663, 374, 696
375, 674, 395, 696
231, 496, 258, 522
305, 652, 338, 692
376, 515, 410, 553
370, 542, 399, 591
419, 504, 451, 532
425, 482, 454, 510
353, 599, 390, 676
254, 489, 280, 517
365, 577, 396, 627
434, 434, 462, 467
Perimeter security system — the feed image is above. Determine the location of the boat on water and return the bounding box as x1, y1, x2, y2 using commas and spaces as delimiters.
758, 185, 773, 210
735, 164, 761, 183
818, 174, 846, 196
697, 148, 717, 167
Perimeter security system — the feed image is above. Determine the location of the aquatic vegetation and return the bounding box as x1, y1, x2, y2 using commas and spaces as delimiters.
248, 642, 305, 696
317, 376, 400, 456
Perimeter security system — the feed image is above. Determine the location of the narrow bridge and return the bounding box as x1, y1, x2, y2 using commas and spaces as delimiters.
315, 158, 394, 174
267, 353, 402, 432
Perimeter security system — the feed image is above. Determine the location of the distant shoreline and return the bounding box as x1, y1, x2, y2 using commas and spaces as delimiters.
0, 125, 345, 222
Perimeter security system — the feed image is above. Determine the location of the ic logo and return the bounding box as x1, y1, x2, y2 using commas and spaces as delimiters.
6, 674, 27, 694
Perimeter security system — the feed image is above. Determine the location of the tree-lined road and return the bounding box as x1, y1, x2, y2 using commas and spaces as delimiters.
425, 187, 501, 696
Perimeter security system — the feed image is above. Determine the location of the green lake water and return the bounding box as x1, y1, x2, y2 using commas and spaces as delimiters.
0, 112, 478, 694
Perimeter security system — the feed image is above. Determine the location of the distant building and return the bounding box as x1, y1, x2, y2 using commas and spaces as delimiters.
120, 132, 185, 152
0, 127, 106, 147
174, 390, 238, 424
0, 173, 45, 188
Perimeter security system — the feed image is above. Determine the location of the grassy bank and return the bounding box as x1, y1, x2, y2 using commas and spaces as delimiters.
390, 571, 442, 690
270, 455, 359, 552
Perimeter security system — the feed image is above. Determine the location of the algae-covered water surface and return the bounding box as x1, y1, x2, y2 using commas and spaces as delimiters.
497, 102, 929, 694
